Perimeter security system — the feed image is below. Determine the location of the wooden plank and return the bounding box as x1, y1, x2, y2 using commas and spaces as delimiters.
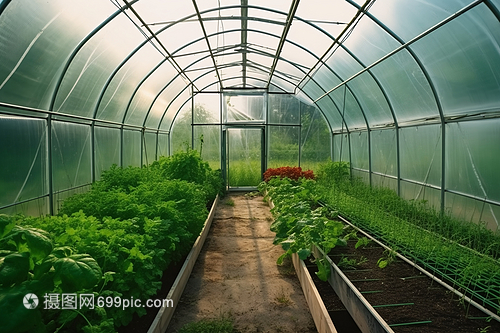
292, 253, 338, 333
147, 195, 219, 333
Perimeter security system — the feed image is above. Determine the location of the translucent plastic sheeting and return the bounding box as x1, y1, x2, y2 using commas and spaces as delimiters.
350, 131, 369, 171
371, 49, 439, 124
372, 173, 398, 193
341, 14, 401, 67
268, 94, 300, 125
0, 116, 47, 208
348, 72, 393, 127
157, 133, 169, 157
0, 0, 115, 109
94, 126, 120, 179
95, 44, 165, 123
193, 93, 221, 124
145, 76, 188, 128
315, 97, 345, 132
400, 124, 442, 188
160, 89, 192, 131
401, 181, 441, 212
445, 192, 499, 230
51, 121, 91, 191
193, 125, 221, 170
170, 106, 192, 154
328, 86, 367, 130
53, 13, 146, 118
446, 119, 500, 204
300, 104, 331, 171
267, 126, 299, 168
224, 93, 265, 123
411, 3, 500, 116
371, 129, 397, 177
122, 130, 142, 167
368, 0, 474, 42
324, 47, 365, 85
125, 62, 179, 126
143, 132, 157, 165
333, 133, 350, 162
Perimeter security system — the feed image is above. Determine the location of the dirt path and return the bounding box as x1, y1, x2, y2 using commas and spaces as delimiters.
166, 192, 317, 333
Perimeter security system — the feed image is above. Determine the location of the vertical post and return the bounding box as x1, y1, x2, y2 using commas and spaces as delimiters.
396, 127, 401, 196
368, 129, 372, 188
47, 114, 54, 216
441, 123, 446, 215
91, 122, 96, 183
298, 101, 302, 168
120, 126, 124, 167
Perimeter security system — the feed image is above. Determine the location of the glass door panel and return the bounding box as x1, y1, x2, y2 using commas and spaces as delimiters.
227, 128, 263, 187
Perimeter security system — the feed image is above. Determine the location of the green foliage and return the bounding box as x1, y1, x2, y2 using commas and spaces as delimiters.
0, 215, 103, 333
262, 177, 347, 281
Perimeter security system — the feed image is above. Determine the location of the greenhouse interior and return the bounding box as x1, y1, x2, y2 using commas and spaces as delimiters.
1, 0, 500, 332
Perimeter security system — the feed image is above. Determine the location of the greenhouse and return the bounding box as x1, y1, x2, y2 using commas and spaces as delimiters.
0, 0, 499, 332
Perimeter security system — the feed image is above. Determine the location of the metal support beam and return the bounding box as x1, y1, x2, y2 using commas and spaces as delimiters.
241, 0, 248, 88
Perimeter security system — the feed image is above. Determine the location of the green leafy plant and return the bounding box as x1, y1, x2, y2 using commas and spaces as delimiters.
337, 255, 368, 269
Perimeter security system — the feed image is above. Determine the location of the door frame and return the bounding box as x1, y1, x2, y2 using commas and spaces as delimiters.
222, 124, 266, 191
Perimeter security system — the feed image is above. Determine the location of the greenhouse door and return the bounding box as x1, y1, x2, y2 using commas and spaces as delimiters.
225, 127, 265, 189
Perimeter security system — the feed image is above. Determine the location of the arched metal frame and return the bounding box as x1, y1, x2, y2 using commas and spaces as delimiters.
0, 0, 498, 226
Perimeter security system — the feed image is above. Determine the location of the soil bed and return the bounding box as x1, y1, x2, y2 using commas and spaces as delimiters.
308, 238, 499, 333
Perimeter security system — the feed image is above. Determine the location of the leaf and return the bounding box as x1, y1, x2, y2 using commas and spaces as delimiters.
297, 248, 311, 260
2, 227, 53, 263
0, 252, 30, 286
0, 285, 45, 333
315, 259, 330, 282
377, 258, 388, 269
52, 253, 102, 292
0, 214, 15, 239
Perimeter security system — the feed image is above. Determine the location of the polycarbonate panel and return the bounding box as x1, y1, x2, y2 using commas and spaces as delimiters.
224, 93, 265, 122
313, 66, 342, 94
349, 72, 393, 127
125, 61, 178, 126
268, 126, 299, 168
157, 21, 204, 55
193, 125, 220, 170
54, 13, 146, 117
342, 15, 401, 66
132, 0, 194, 34
191, 68, 219, 90
274, 61, 305, 84
371, 129, 397, 176
350, 131, 369, 170
145, 76, 188, 128
411, 4, 500, 116
328, 86, 366, 130
94, 126, 120, 179
401, 181, 441, 210
369, 0, 473, 42
300, 104, 331, 171
52, 121, 91, 191
333, 133, 349, 162
372, 173, 398, 193
158, 133, 169, 157
268, 94, 300, 124
446, 119, 500, 203
143, 132, 157, 165
0, 116, 47, 208
96, 44, 164, 122
400, 125, 441, 187
0, 0, 115, 109
170, 106, 192, 153
371, 49, 439, 123
445, 192, 499, 230
294, 0, 355, 38
269, 76, 295, 93
160, 89, 192, 131
194, 93, 220, 123
286, 19, 333, 60
122, 130, 141, 167
315, 96, 344, 132
324, 46, 364, 81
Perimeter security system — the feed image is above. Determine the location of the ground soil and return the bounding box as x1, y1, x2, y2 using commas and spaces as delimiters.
166, 192, 317, 333
308, 238, 500, 333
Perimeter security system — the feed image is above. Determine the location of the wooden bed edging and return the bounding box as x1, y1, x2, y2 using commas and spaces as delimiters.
147, 195, 219, 333
313, 245, 394, 333
292, 252, 338, 333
